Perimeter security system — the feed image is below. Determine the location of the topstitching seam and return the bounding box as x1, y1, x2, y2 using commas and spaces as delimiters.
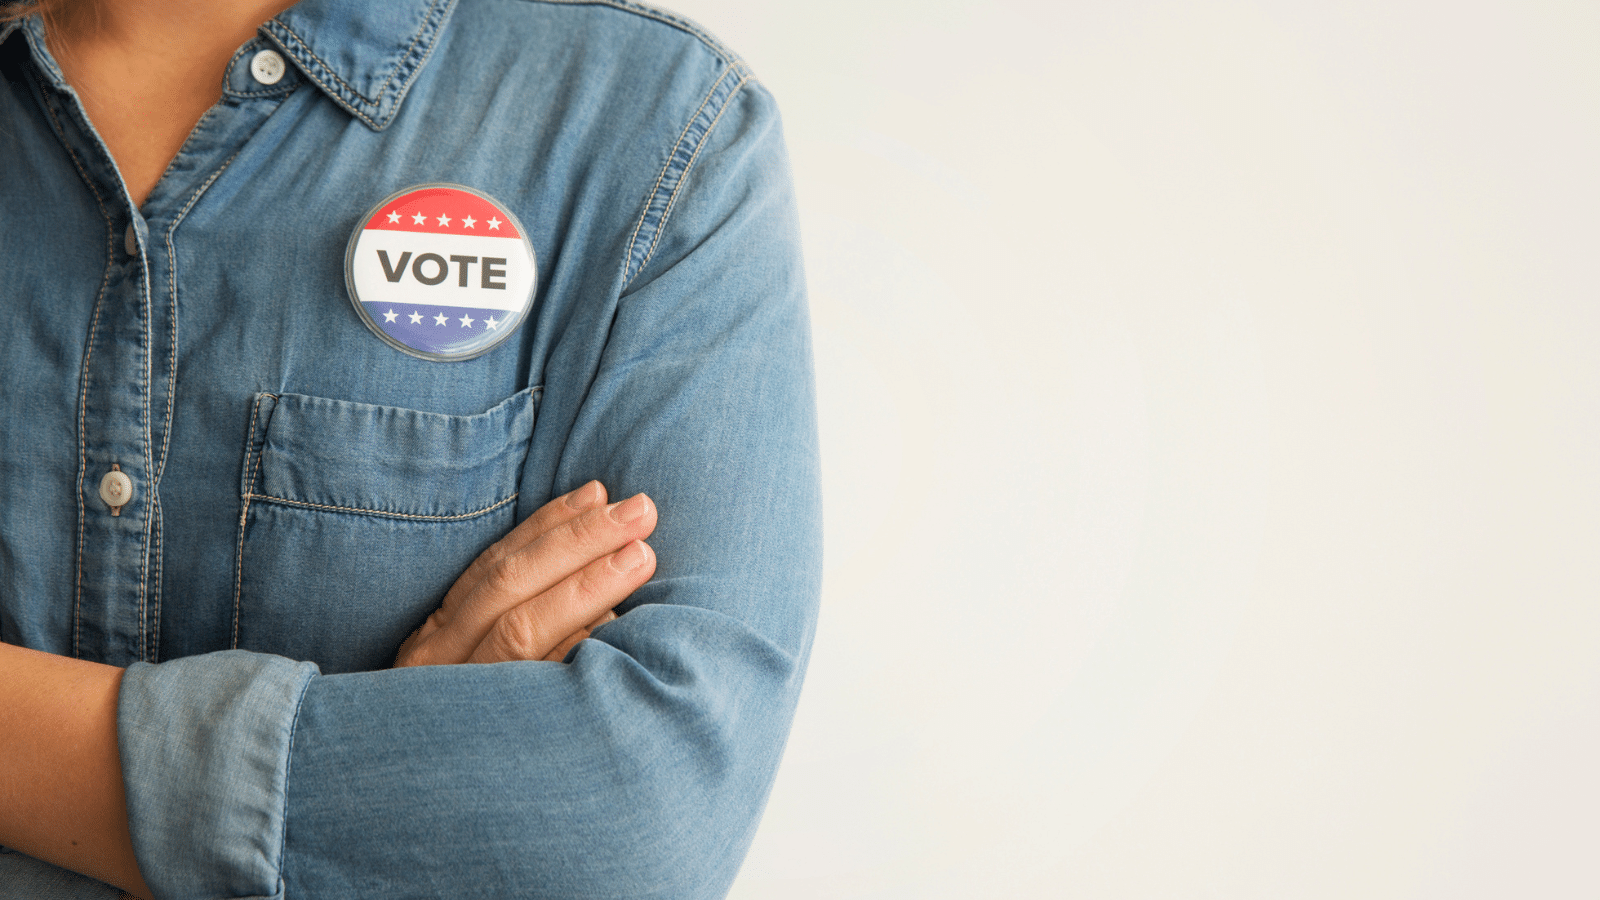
642, 70, 749, 271
622, 62, 750, 288
156, 147, 246, 486
232, 393, 272, 649
268, 26, 369, 106
39, 87, 116, 661
265, 0, 450, 127
621, 64, 733, 286
264, 26, 380, 129
150, 147, 246, 657
245, 491, 520, 522
138, 200, 151, 665
149, 497, 162, 662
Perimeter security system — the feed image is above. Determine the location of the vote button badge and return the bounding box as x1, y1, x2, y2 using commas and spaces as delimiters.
345, 184, 537, 361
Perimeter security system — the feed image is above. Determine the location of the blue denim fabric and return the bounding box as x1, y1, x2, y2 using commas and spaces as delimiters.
0, 0, 820, 896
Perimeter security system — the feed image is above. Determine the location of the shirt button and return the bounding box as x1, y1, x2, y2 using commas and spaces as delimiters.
124, 223, 137, 256
251, 49, 286, 85
99, 466, 134, 515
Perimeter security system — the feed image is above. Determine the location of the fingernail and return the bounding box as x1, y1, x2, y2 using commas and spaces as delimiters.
608, 493, 650, 524
611, 540, 651, 572
566, 481, 603, 510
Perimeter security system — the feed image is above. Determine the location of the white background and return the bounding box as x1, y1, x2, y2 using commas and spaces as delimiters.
661, 2, 1600, 897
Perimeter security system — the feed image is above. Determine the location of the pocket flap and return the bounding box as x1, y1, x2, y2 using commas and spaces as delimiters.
246, 387, 538, 518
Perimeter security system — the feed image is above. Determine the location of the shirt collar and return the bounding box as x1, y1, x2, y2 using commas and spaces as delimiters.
262, 0, 457, 130
9, 15, 67, 89
2, 0, 455, 130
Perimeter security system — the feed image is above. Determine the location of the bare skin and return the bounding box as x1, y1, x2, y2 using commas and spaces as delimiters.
395, 481, 658, 668
0, 645, 149, 897
0, 484, 652, 897
46, 0, 300, 207
4, 4, 656, 895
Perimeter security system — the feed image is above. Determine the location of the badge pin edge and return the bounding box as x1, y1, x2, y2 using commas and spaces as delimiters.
343, 182, 538, 363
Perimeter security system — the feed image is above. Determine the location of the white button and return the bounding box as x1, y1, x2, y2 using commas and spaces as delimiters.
124, 223, 137, 256
251, 49, 286, 85
99, 468, 134, 511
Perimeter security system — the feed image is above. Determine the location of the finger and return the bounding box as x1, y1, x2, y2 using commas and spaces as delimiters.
541, 610, 619, 662
540, 610, 617, 662
469, 539, 655, 664
431, 495, 657, 663
443, 481, 608, 610
542, 628, 590, 662
409, 481, 608, 650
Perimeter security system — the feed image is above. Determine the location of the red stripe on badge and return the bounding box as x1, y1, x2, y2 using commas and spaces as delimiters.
364, 186, 521, 239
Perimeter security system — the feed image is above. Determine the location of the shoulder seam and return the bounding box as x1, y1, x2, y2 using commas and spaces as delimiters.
517, 0, 746, 69
619, 61, 752, 288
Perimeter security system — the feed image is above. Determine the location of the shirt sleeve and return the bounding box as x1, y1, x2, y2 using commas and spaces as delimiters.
116, 78, 821, 900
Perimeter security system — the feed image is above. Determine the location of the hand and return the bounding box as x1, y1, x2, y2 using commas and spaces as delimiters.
394, 481, 657, 667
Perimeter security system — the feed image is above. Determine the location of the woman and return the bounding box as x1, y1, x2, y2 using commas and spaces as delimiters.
0, 0, 820, 896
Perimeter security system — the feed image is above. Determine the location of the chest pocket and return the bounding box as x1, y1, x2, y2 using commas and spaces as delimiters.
233, 387, 538, 673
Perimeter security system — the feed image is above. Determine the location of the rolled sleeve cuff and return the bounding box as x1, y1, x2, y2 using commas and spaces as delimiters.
118, 651, 319, 900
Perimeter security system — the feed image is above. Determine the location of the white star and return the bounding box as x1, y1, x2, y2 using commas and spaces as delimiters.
411, 212, 427, 225
437, 214, 451, 226
462, 215, 476, 229
459, 314, 474, 328
386, 211, 401, 224
408, 311, 423, 324
484, 316, 499, 330
487, 216, 502, 230
434, 312, 449, 325
382, 309, 398, 323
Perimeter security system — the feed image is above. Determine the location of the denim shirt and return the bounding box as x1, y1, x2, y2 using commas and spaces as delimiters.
0, 0, 819, 895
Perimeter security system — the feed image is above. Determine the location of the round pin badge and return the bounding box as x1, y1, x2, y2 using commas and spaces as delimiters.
345, 184, 537, 361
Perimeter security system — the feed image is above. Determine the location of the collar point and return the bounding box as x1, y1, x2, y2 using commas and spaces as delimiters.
261, 0, 454, 132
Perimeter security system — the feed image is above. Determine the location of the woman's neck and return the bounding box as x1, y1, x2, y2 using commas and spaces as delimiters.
48, 0, 299, 208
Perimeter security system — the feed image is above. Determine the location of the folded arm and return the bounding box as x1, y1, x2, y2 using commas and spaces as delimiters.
114, 80, 816, 899
0, 76, 811, 900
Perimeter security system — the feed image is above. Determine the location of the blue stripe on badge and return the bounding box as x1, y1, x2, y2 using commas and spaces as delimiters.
361, 303, 520, 358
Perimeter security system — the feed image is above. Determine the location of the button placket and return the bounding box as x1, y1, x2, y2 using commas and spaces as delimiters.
76, 243, 154, 663
32, 26, 293, 665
